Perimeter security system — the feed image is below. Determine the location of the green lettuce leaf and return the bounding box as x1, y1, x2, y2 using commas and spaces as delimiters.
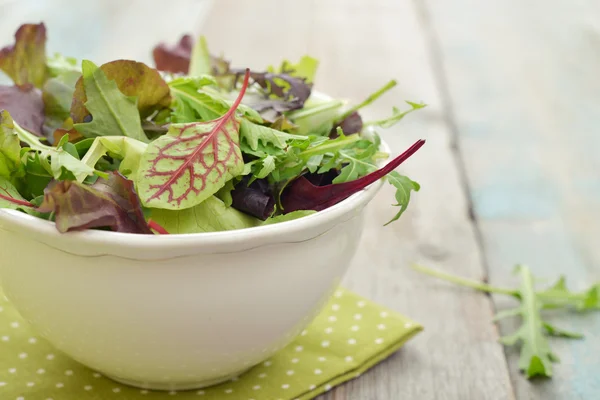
81, 136, 147, 180
263, 210, 316, 225
72, 60, 148, 142
0, 110, 22, 179
0, 23, 47, 88
149, 196, 260, 233
42, 70, 81, 138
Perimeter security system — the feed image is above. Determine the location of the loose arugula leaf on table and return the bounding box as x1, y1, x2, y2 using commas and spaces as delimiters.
38, 172, 151, 234
71, 60, 148, 142
149, 195, 260, 234
411, 264, 600, 379
0, 23, 47, 88
136, 70, 251, 209
71, 59, 171, 123
0, 85, 45, 136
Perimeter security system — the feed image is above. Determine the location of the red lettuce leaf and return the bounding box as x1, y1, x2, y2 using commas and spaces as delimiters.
152, 34, 194, 74
0, 23, 47, 88
281, 139, 425, 213
38, 172, 152, 234
330, 111, 363, 138
231, 177, 275, 220
0, 85, 45, 136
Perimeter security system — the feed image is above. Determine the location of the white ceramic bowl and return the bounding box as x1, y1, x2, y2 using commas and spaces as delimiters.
0, 145, 386, 390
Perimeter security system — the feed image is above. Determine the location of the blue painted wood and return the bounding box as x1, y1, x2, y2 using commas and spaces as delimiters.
425, 0, 600, 398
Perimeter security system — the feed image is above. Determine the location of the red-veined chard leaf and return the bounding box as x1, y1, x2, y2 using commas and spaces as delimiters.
137, 69, 251, 210
70, 59, 171, 123
38, 172, 152, 234
0, 23, 47, 88
281, 139, 425, 213
0, 85, 45, 136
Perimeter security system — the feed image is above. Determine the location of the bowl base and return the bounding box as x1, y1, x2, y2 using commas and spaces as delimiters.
104, 368, 250, 391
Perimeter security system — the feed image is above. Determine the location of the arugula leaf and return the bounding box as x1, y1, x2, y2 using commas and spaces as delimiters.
38, 172, 151, 234
7, 111, 96, 182
263, 210, 316, 225
365, 101, 426, 128
286, 99, 345, 135
239, 119, 306, 153
149, 195, 260, 233
72, 60, 148, 142
385, 171, 420, 225
81, 136, 148, 179
137, 70, 251, 210
0, 23, 47, 88
411, 264, 599, 379
336, 80, 397, 124
537, 277, 600, 311
0, 110, 23, 179
0, 85, 45, 136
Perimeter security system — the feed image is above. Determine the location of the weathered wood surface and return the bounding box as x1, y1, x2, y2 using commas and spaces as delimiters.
420, 0, 600, 399
204, 1, 513, 399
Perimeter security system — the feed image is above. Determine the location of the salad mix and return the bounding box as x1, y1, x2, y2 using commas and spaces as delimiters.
0, 23, 425, 234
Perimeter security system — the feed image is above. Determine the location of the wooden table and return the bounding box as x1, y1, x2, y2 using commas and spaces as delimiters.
202, 1, 600, 399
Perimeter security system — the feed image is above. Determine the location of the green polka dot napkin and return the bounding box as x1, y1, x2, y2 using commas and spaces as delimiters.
0, 288, 422, 400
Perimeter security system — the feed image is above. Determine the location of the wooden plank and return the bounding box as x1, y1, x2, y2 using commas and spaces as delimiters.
203, 1, 514, 399
421, 0, 600, 398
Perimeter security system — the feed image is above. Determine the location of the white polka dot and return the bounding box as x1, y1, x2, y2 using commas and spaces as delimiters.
37, 368, 45, 374
28, 337, 37, 344
334, 290, 343, 298
345, 356, 354, 362
321, 340, 330, 348
353, 314, 362, 320
404, 322, 413, 328
92, 373, 101, 378
46, 398, 54, 400
351, 325, 360, 332
327, 316, 337, 322
331, 304, 340, 311
9, 368, 16, 374
253, 385, 261, 390
224, 388, 233, 394
375, 338, 384, 344
27, 382, 35, 387
380, 311, 388, 318
46, 354, 55, 360
195, 390, 204, 395
300, 330, 307, 336
56, 383, 64, 388
295, 346, 303, 352
357, 301, 366, 308
18, 352, 28, 359
1, 336, 9, 341
348, 338, 357, 345
16, 397, 24, 400
10, 322, 19, 328
318, 356, 327, 362
263, 361, 272, 367
314, 369, 322, 375
65, 370, 73, 376
84, 385, 93, 390
0, 306, 3, 312
286, 370, 294, 376
141, 390, 149, 395
325, 384, 332, 391
0, 382, 6, 387
113, 388, 121, 393
309, 384, 316, 390
291, 358, 299, 364
169, 390, 177, 395
282, 384, 290, 389
324, 327, 333, 334
258, 373, 267, 378
377, 324, 386, 330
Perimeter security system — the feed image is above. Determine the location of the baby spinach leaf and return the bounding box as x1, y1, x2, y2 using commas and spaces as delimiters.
72, 60, 148, 142
38, 172, 151, 234
0, 23, 47, 88
137, 70, 251, 210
